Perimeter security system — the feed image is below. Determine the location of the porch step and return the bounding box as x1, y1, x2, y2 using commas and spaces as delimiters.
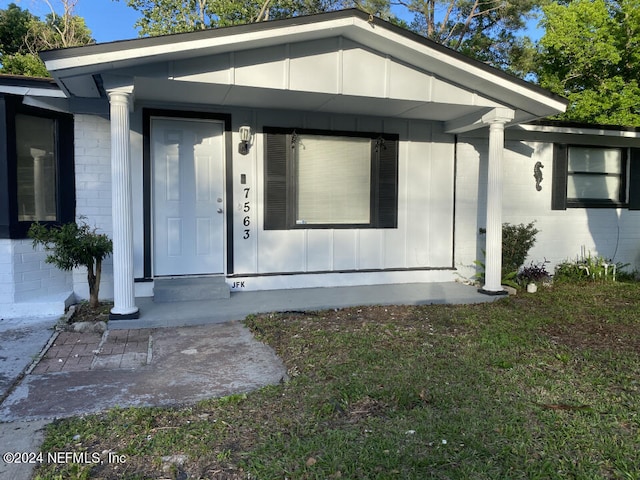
153, 276, 230, 303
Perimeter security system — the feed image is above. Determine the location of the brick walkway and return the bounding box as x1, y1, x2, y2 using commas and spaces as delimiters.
31, 329, 152, 374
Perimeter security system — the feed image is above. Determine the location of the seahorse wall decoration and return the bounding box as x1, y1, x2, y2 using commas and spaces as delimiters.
534, 161, 543, 191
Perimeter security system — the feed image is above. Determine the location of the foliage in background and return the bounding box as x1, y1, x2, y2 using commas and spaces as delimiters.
0, 1, 94, 76
536, 0, 640, 126
116, 0, 542, 73
28, 219, 112, 309
406, 0, 541, 75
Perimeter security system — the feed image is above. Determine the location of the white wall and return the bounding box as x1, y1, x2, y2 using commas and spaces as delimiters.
231, 110, 456, 283
72, 114, 114, 301
455, 129, 640, 281
121, 104, 457, 291
0, 239, 73, 318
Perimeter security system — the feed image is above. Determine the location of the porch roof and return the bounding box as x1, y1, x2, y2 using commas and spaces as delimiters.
39, 9, 567, 133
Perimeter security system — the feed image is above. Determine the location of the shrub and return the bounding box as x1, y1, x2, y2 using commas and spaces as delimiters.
28, 219, 113, 309
502, 222, 539, 277
477, 221, 539, 286
554, 253, 625, 284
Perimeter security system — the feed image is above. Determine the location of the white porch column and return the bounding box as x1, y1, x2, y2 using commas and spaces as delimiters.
480, 108, 514, 295
108, 88, 139, 319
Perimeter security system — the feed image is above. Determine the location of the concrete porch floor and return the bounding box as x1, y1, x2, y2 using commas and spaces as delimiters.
110, 281, 499, 330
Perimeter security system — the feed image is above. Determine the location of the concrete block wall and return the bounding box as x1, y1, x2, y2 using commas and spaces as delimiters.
0, 240, 16, 307
72, 114, 114, 301
12, 240, 72, 302
0, 239, 73, 318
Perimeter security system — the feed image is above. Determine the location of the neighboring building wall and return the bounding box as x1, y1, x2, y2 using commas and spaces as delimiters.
455, 129, 640, 281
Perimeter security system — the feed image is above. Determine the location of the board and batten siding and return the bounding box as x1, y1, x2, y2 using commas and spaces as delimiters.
455, 129, 640, 281
229, 110, 456, 283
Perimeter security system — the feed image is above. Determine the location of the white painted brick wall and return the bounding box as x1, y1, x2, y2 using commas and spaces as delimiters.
456, 136, 640, 280
12, 239, 72, 302
0, 240, 15, 305
73, 114, 114, 301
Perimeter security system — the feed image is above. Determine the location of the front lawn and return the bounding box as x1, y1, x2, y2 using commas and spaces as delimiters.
35, 282, 640, 479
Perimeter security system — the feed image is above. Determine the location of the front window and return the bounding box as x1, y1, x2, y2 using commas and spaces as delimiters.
567, 146, 625, 204
0, 95, 74, 239
295, 134, 371, 225
263, 127, 398, 230
16, 114, 58, 222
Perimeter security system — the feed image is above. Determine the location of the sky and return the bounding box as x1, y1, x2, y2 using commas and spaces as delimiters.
1, 0, 543, 45
1, 0, 141, 43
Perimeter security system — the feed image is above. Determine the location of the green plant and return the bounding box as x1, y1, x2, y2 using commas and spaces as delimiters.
554, 253, 622, 284
501, 222, 539, 276
28, 218, 113, 309
476, 222, 539, 287
518, 260, 552, 287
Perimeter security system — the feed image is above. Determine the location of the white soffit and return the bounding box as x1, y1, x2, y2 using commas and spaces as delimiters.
0, 84, 66, 98
519, 123, 640, 139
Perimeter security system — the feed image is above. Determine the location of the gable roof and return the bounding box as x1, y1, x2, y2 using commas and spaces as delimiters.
40, 9, 567, 132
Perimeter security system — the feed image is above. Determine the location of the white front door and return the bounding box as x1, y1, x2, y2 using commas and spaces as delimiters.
152, 118, 225, 276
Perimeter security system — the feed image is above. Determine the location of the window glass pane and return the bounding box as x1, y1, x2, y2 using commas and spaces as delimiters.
567, 173, 620, 200
568, 147, 622, 173
296, 135, 371, 224
16, 114, 57, 221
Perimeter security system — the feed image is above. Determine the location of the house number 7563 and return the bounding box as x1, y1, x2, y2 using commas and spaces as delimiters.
243, 187, 251, 239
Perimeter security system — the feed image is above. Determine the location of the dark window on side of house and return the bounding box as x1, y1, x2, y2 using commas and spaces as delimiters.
552, 144, 640, 210
264, 127, 399, 230
0, 95, 75, 239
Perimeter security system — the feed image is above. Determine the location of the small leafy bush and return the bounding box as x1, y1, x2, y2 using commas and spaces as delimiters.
502, 222, 539, 277
476, 221, 539, 287
28, 218, 113, 308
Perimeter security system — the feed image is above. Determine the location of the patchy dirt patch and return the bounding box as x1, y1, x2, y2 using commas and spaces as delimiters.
68, 302, 113, 324
544, 320, 640, 352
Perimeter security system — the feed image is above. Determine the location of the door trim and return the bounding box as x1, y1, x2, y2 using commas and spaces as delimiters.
143, 108, 233, 279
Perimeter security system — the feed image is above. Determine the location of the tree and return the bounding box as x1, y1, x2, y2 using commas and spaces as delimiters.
29, 220, 113, 309
536, 0, 640, 126
0, 3, 36, 57
118, 0, 355, 36
25, 0, 94, 53
0, 0, 94, 77
0, 52, 50, 76
398, 0, 542, 72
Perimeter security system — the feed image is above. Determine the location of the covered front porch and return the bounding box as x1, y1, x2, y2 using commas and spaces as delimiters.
37, 10, 567, 320
108, 281, 500, 329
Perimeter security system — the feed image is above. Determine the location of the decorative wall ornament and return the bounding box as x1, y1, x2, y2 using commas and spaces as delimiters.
534, 161, 544, 191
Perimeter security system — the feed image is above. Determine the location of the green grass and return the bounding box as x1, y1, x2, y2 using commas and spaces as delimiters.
34, 282, 640, 479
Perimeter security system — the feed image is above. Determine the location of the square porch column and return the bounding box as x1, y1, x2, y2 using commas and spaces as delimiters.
108, 88, 139, 319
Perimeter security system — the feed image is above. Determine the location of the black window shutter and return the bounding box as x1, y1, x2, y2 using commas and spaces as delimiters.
551, 143, 568, 210
376, 137, 399, 228
629, 148, 640, 210
264, 132, 289, 229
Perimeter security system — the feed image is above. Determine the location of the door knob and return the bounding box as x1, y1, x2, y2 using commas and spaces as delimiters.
217, 208, 223, 214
